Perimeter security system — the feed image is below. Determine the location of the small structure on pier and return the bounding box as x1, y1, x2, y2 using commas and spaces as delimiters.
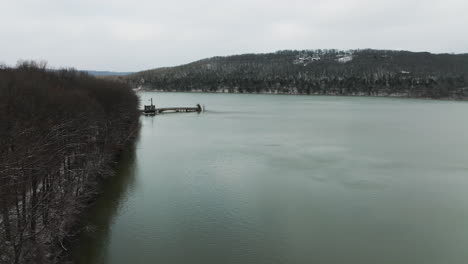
142, 98, 203, 116
143, 98, 156, 115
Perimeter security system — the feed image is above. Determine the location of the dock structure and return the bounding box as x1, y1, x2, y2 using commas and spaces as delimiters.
142, 98, 203, 115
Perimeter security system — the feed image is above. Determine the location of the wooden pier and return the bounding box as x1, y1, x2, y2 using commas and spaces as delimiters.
141, 98, 203, 115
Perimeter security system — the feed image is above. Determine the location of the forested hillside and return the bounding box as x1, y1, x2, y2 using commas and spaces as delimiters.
122, 49, 468, 99
0, 62, 139, 264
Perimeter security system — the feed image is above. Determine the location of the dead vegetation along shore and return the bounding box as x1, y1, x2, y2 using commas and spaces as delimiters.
0, 62, 140, 264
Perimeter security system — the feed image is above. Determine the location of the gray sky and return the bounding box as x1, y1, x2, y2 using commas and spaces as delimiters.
1, 0, 467, 71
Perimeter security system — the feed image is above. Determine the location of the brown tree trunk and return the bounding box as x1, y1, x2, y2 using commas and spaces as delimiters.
30, 176, 37, 241
1, 204, 12, 241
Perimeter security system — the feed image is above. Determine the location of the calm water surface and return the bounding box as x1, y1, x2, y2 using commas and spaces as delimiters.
73, 92, 468, 264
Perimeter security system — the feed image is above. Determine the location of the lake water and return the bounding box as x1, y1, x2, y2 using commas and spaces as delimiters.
73, 92, 468, 264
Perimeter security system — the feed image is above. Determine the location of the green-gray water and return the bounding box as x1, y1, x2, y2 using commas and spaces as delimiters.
74, 92, 468, 264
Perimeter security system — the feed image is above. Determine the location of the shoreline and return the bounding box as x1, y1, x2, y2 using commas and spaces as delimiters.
135, 88, 468, 102
61, 123, 140, 264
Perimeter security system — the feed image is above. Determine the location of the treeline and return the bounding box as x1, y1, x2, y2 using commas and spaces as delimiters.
121, 49, 468, 99
0, 62, 140, 263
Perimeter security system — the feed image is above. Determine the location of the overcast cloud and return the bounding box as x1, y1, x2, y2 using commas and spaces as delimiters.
1, 0, 467, 71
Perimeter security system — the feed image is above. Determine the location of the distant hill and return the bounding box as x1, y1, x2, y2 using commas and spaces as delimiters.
119, 49, 468, 99
86, 70, 133, 76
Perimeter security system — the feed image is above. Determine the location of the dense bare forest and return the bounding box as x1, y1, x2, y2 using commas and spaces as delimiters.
122, 49, 468, 99
0, 62, 140, 263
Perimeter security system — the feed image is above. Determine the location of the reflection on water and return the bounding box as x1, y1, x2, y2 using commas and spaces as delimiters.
72, 136, 139, 264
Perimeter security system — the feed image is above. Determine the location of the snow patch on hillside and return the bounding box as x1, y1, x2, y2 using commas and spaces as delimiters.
337, 55, 353, 63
